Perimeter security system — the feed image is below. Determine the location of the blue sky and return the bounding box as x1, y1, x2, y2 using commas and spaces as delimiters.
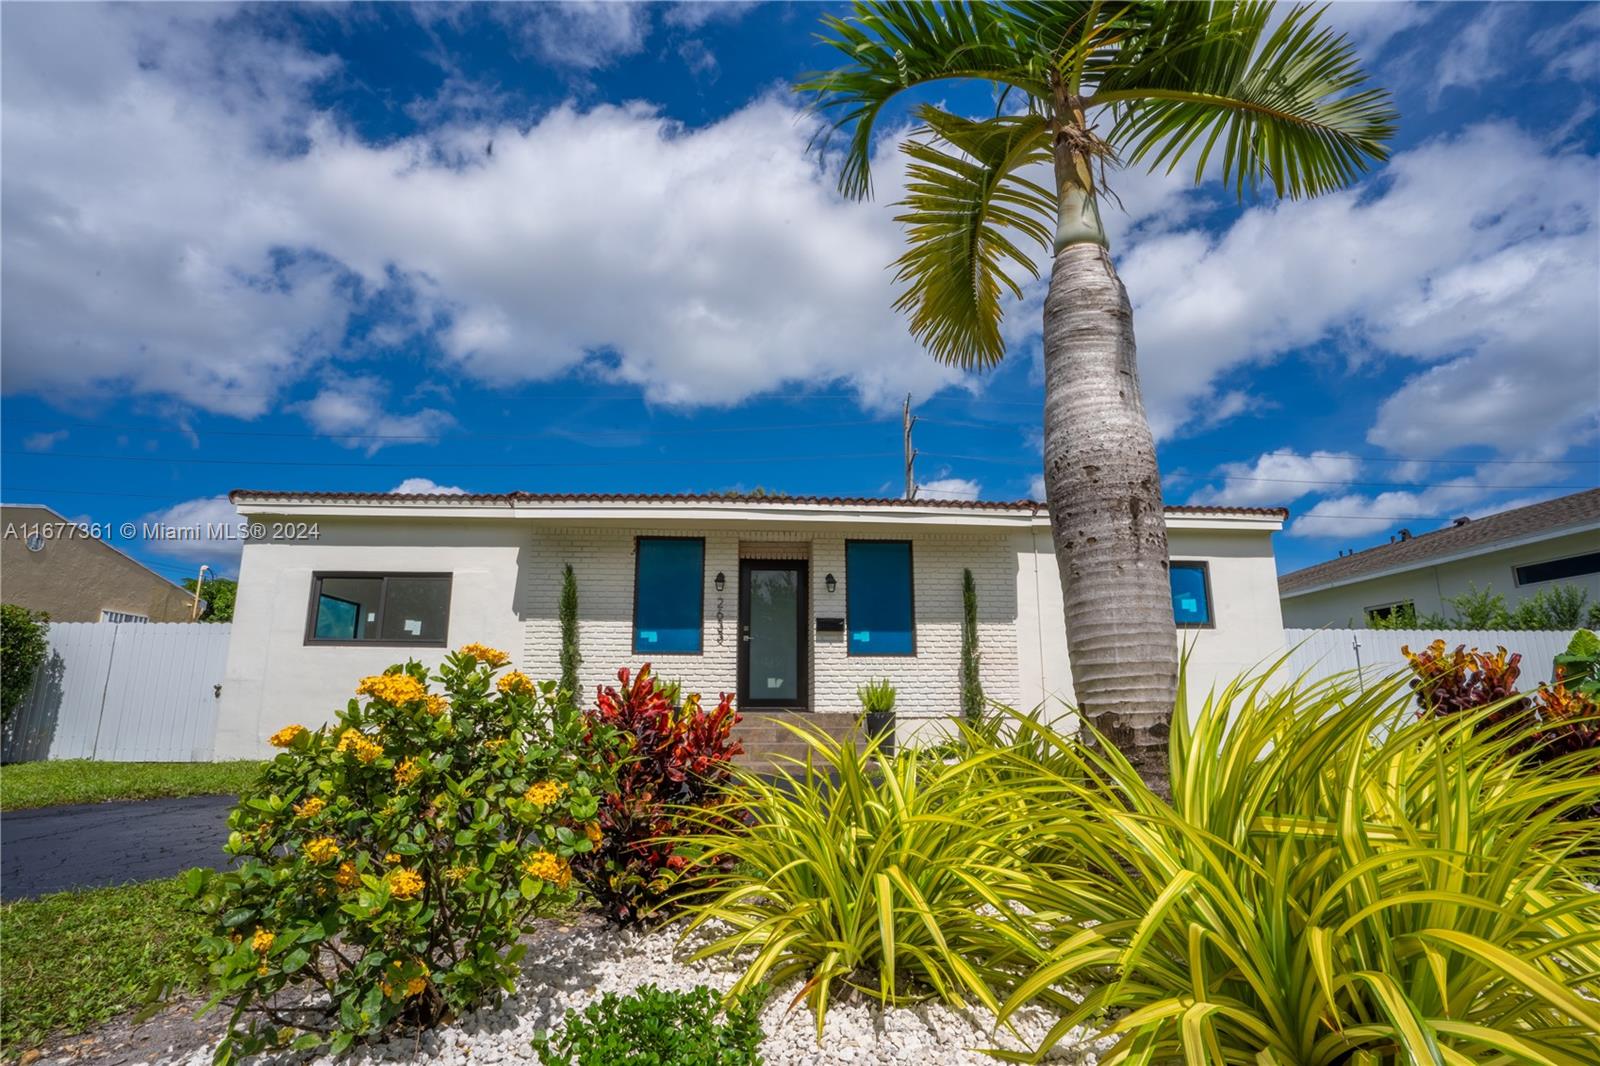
2, 1, 1597, 584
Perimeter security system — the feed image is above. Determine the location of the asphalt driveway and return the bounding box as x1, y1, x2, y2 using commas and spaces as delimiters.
1, 794, 235, 901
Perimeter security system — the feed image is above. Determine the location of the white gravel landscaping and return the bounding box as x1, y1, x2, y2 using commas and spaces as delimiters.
160, 917, 1115, 1066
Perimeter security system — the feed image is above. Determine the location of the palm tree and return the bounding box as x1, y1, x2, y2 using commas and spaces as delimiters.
798, 2, 1396, 793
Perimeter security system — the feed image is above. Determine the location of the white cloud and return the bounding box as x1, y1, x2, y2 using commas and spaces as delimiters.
293, 376, 455, 454
1431, 5, 1518, 104
391, 477, 466, 495
1288, 478, 1487, 539
917, 477, 981, 501
0, 5, 961, 425
1189, 450, 1363, 508
1529, 4, 1600, 83
21, 429, 67, 452
1028, 474, 1046, 501
1108, 123, 1599, 450
495, 2, 653, 70
140, 495, 243, 570
663, 2, 757, 30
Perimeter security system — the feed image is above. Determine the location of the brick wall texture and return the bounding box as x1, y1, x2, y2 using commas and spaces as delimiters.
520, 524, 1019, 731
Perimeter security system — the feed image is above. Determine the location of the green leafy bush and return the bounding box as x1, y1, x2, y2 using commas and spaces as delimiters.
1, 603, 49, 721
532, 983, 765, 1066
1510, 584, 1591, 629
572, 665, 742, 926
855, 678, 896, 712
676, 727, 1027, 1032
988, 671, 1600, 1061
1369, 582, 1596, 631
189, 644, 617, 1059
1554, 628, 1600, 698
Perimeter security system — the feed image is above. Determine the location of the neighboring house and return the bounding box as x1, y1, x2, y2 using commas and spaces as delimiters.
214, 490, 1288, 758
0, 502, 196, 622
1279, 488, 1600, 628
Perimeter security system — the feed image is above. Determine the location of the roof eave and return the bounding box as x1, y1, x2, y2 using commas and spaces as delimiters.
1279, 517, 1600, 598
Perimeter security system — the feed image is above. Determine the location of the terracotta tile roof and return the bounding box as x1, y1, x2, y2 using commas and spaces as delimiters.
228, 488, 1287, 518
1279, 487, 1600, 596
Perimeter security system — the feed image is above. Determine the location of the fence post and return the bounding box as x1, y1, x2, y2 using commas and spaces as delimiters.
89, 623, 121, 761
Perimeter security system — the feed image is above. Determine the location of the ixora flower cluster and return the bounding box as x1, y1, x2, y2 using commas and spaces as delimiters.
188, 646, 619, 1060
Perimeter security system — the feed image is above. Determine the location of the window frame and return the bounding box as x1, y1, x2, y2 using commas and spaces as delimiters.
1363, 599, 1416, 625
303, 571, 453, 647
1512, 551, 1600, 587
631, 536, 706, 656
1169, 560, 1216, 630
101, 609, 149, 623
844, 538, 917, 657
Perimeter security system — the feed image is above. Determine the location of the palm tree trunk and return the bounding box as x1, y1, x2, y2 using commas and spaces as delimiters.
1041, 233, 1177, 797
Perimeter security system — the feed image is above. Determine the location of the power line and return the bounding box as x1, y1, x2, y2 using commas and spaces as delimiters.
5, 449, 901, 470
6, 415, 896, 443
921, 448, 1593, 489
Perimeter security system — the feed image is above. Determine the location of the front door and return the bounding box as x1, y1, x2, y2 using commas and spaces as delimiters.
738, 560, 809, 710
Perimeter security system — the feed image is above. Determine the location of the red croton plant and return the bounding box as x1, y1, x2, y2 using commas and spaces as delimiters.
1403, 638, 1599, 767
573, 663, 743, 925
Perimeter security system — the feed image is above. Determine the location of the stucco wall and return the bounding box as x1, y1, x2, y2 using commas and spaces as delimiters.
0, 504, 194, 622
1280, 528, 1600, 628
215, 519, 529, 757
215, 512, 1285, 757
1009, 525, 1288, 739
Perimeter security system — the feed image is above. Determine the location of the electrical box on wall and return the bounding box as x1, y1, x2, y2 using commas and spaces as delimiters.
815, 616, 845, 633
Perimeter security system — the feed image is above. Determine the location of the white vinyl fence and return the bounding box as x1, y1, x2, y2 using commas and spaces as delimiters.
3, 622, 231, 763
1282, 628, 1578, 691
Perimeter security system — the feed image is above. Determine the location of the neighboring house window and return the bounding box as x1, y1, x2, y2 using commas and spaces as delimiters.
846, 540, 915, 655
306, 573, 451, 645
1169, 562, 1213, 627
101, 610, 149, 623
1365, 600, 1415, 625
633, 537, 704, 654
1514, 551, 1600, 586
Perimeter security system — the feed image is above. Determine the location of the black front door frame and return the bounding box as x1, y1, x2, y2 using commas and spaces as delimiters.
737, 559, 810, 711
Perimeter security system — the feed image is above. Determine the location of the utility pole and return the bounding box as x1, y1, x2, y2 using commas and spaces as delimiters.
902, 393, 917, 500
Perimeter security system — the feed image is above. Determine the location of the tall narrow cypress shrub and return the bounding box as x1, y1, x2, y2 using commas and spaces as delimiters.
960, 568, 983, 724
560, 563, 581, 707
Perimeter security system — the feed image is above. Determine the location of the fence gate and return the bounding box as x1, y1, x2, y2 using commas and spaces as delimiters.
3, 622, 231, 763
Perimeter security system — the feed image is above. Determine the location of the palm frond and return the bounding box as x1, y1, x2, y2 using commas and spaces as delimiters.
1089, 1, 1398, 200
890, 106, 1054, 370
796, 1, 1056, 200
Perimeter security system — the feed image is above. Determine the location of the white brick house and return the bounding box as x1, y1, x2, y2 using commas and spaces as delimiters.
214, 491, 1287, 758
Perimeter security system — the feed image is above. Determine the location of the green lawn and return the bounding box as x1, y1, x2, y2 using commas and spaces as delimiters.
0, 877, 209, 1053
0, 760, 265, 810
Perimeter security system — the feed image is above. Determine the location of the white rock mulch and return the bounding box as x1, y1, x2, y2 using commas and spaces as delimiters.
159, 918, 1114, 1066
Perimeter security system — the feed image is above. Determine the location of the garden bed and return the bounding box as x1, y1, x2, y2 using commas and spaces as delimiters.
152, 914, 1110, 1066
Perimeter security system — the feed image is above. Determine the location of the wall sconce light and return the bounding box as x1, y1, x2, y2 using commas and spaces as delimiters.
714, 572, 726, 592
825, 573, 837, 594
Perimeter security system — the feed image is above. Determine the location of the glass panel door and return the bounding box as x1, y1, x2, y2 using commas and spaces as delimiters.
739, 561, 808, 709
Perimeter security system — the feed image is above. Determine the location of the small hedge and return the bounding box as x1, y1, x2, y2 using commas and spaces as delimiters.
533, 983, 764, 1066
1, 603, 48, 722
190, 645, 621, 1059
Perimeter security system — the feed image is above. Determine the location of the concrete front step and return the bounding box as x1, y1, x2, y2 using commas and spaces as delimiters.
732, 711, 863, 766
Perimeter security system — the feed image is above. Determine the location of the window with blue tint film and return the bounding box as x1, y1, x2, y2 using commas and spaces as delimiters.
1170, 562, 1212, 627
846, 540, 915, 655
633, 537, 704, 654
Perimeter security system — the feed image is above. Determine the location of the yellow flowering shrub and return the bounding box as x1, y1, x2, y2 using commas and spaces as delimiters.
269, 724, 306, 747
459, 642, 511, 668
188, 648, 620, 1059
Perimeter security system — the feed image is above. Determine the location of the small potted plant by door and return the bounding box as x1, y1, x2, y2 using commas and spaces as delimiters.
856, 678, 896, 756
